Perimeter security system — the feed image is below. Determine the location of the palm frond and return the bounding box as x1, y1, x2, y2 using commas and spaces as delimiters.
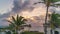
12, 16, 16, 23
7, 15, 27, 30
7, 20, 15, 26
54, 4, 60, 6
34, 2, 44, 5
7, 20, 13, 24
7, 19, 17, 27
43, 0, 60, 3
16, 14, 19, 25
49, 12, 60, 28
16, 14, 19, 22
51, 0, 60, 3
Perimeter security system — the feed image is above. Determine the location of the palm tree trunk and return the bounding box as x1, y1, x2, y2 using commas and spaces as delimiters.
51, 29, 53, 34
44, 2, 49, 34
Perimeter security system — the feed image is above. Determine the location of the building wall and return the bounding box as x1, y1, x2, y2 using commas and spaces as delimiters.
47, 28, 51, 34
53, 28, 60, 34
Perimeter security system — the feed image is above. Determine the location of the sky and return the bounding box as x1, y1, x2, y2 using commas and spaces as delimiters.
0, 0, 13, 14
0, 0, 60, 32
0, 0, 60, 27
0, 0, 13, 26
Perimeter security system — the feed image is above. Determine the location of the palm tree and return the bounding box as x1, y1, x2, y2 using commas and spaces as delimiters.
43, 0, 60, 34
7, 15, 28, 34
34, 0, 60, 34
48, 12, 60, 34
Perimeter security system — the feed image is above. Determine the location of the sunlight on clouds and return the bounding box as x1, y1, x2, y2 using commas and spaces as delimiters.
6, 2, 52, 26
21, 6, 46, 18
6, 0, 52, 26
30, 17, 35, 20
6, 6, 46, 24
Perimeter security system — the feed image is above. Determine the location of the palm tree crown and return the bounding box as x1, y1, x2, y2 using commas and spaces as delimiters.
7, 15, 27, 30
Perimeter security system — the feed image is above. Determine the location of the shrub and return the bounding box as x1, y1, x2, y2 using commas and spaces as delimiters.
20, 31, 44, 34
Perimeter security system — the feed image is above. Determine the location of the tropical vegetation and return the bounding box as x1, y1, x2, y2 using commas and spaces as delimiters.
7, 15, 31, 34
20, 31, 44, 34
48, 12, 60, 34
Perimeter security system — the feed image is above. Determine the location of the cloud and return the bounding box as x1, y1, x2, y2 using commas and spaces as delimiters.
0, 12, 11, 26
0, 0, 46, 26
0, 19, 9, 26
0, 0, 36, 26
0, 11, 15, 26
26, 16, 45, 26
12, 0, 35, 13
0, 13, 10, 19
0, 0, 59, 31
0, 0, 60, 27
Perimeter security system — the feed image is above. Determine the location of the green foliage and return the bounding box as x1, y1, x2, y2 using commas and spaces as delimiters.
50, 13, 60, 28
44, 0, 60, 3
43, 0, 60, 7
20, 31, 44, 34
7, 14, 27, 32
11, 15, 26, 26
8, 14, 27, 27
7, 15, 28, 34
49, 0, 60, 3
6, 31, 11, 34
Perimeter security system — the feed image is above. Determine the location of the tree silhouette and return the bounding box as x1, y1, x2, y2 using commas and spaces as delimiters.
34, 0, 60, 34
7, 15, 28, 34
